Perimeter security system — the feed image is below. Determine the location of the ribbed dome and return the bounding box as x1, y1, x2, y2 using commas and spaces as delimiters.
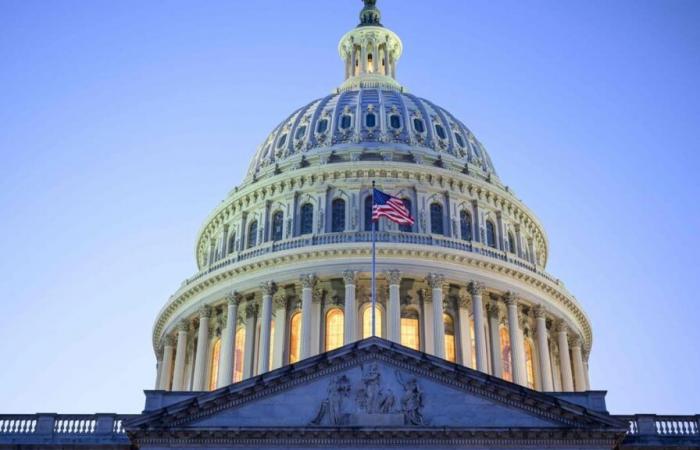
246, 88, 497, 179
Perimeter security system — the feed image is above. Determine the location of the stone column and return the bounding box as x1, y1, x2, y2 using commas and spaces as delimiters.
271, 294, 288, 369
469, 282, 488, 372
420, 289, 435, 353
257, 282, 275, 374
386, 270, 401, 343
514, 224, 523, 258
471, 201, 482, 243
310, 287, 324, 355
583, 352, 591, 390
457, 295, 473, 367
533, 305, 554, 391
505, 293, 527, 386
570, 336, 586, 392
217, 293, 240, 388
343, 270, 358, 344
238, 212, 248, 252
486, 303, 502, 378
171, 320, 189, 391
192, 306, 212, 391
557, 321, 574, 392
426, 274, 446, 359
158, 335, 176, 390
242, 301, 258, 379
300, 274, 315, 359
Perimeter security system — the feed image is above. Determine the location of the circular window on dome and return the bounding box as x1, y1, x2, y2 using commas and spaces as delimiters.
435, 123, 447, 140
277, 133, 288, 149
365, 112, 377, 128
317, 118, 329, 134
389, 114, 402, 130
340, 114, 353, 130
413, 118, 426, 134
295, 125, 307, 140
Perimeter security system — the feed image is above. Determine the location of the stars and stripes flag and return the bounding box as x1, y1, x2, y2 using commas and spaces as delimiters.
371, 188, 415, 225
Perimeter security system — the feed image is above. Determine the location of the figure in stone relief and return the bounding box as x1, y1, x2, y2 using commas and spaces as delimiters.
396, 370, 424, 425
310, 375, 352, 426
356, 363, 395, 414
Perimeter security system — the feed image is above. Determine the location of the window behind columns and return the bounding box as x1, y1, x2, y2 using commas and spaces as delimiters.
289, 312, 302, 363
331, 198, 346, 232
470, 317, 477, 368
247, 221, 258, 248
399, 199, 413, 232
325, 308, 344, 351
300, 203, 313, 235
209, 338, 221, 390
364, 195, 373, 231
227, 232, 236, 255
507, 231, 516, 254
499, 326, 513, 382
444, 313, 456, 362
460, 210, 472, 240
525, 339, 536, 389
486, 220, 497, 248
271, 211, 284, 241
233, 328, 246, 383
362, 304, 383, 338
254, 320, 275, 371
400, 308, 420, 350
430, 203, 444, 235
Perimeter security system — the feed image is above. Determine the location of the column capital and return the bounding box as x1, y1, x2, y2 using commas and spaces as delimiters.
425, 273, 445, 289
486, 302, 501, 319
533, 304, 547, 319
273, 294, 289, 309
227, 291, 243, 306
468, 281, 485, 296
504, 291, 519, 307
162, 334, 176, 347
386, 269, 401, 285
343, 270, 358, 285
260, 281, 277, 296
198, 305, 212, 319
299, 273, 317, 289
177, 320, 190, 333
569, 335, 582, 348
245, 301, 259, 319
556, 320, 569, 334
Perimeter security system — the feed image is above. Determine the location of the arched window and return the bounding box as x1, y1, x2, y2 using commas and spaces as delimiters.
454, 132, 465, 148
295, 125, 307, 140
444, 313, 456, 363
233, 328, 246, 383
247, 220, 258, 248
289, 312, 302, 363
525, 339, 536, 389
486, 220, 497, 248
413, 118, 425, 133
227, 232, 236, 254
435, 123, 447, 140
362, 304, 383, 338
317, 118, 329, 134
399, 198, 413, 232
325, 308, 344, 351
209, 338, 221, 390
460, 210, 472, 241
507, 232, 516, 254
499, 326, 512, 382
430, 203, 444, 235
271, 211, 284, 241
300, 203, 313, 235
331, 198, 346, 232
277, 133, 287, 149
364, 195, 374, 231
400, 309, 420, 350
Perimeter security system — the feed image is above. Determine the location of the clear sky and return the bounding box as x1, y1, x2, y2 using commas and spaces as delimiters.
0, 0, 698, 415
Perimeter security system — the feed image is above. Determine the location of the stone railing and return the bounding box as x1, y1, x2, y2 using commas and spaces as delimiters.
0, 413, 137, 446
616, 414, 700, 446
186, 231, 560, 287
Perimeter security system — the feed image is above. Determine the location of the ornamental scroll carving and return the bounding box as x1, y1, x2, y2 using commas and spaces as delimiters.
310, 364, 425, 427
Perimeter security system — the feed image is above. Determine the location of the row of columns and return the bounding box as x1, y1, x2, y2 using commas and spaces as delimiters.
159, 274, 588, 394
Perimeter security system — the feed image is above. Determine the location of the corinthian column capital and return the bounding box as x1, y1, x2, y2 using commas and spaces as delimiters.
504, 291, 519, 307
273, 294, 288, 309
342, 270, 358, 285
163, 334, 176, 347
556, 320, 569, 334
569, 335, 582, 348
386, 269, 401, 285
468, 281, 485, 296
227, 291, 243, 306
260, 281, 277, 296
198, 305, 212, 319
299, 273, 317, 289
533, 304, 547, 319
425, 273, 445, 289
177, 320, 190, 333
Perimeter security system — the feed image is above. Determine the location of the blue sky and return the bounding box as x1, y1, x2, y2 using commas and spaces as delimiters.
0, 0, 698, 414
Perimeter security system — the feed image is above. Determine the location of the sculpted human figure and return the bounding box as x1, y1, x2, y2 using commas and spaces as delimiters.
397, 371, 424, 425
356, 363, 395, 414
310, 375, 352, 426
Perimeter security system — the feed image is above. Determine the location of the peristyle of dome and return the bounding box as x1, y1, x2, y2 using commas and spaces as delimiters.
151, 0, 592, 397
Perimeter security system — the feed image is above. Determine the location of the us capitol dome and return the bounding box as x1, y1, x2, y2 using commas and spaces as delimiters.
152, 0, 592, 395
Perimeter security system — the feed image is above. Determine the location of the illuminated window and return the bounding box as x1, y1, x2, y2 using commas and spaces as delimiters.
364, 195, 374, 231
500, 326, 512, 382
271, 211, 284, 241
486, 220, 497, 248
300, 203, 313, 235
444, 314, 456, 362
398, 198, 413, 232
209, 338, 221, 390
435, 123, 447, 140
317, 118, 329, 134
413, 118, 425, 133
400, 309, 420, 350
470, 317, 476, 368
525, 340, 536, 389
277, 133, 287, 149
325, 308, 344, 351
367, 53, 374, 73
247, 221, 258, 248
362, 304, 383, 338
233, 328, 246, 383
430, 203, 444, 235
507, 232, 516, 254
289, 312, 302, 363
331, 198, 346, 232
460, 210, 472, 241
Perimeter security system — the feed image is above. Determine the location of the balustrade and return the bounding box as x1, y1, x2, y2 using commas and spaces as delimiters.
0, 413, 137, 445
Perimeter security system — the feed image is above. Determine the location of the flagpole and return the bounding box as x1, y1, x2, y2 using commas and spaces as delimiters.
371, 180, 377, 338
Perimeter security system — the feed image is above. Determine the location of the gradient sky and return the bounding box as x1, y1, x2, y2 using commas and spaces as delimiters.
1, 0, 698, 415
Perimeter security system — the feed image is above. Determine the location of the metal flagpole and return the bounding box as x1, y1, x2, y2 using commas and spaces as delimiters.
371, 180, 377, 337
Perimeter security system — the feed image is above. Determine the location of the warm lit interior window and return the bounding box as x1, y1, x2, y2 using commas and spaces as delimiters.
444, 313, 456, 362
362, 304, 383, 338
325, 308, 345, 351
233, 328, 246, 383
500, 326, 512, 382
208, 338, 221, 390
400, 310, 420, 351
470, 317, 476, 368
367, 53, 374, 73
289, 312, 302, 363
525, 340, 536, 389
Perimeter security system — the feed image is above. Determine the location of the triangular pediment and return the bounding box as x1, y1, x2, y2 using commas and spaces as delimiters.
128, 338, 623, 436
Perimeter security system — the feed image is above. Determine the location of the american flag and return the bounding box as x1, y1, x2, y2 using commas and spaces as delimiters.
371, 188, 415, 225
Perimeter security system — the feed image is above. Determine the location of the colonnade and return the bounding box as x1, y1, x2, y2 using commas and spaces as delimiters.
156, 272, 589, 394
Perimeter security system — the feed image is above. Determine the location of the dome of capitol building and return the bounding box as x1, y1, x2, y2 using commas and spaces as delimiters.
152, 0, 592, 394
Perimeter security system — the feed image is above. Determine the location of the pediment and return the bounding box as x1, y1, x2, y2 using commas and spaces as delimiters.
127, 338, 623, 433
